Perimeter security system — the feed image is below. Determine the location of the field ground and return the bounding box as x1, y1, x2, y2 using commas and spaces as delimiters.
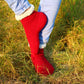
0, 0, 84, 84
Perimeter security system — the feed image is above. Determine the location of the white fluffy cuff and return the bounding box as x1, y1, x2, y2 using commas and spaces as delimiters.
15, 5, 34, 20
39, 43, 46, 49
28, 43, 46, 49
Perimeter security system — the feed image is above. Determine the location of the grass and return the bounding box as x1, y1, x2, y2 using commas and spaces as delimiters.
0, 0, 84, 84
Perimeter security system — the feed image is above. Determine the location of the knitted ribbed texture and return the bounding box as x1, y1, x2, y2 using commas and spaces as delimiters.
20, 11, 54, 75
31, 49, 54, 76
20, 11, 47, 54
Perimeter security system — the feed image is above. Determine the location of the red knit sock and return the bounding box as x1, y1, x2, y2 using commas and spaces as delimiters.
31, 49, 54, 76
20, 11, 47, 54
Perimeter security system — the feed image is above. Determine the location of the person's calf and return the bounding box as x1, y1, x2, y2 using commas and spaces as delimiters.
15, 5, 47, 54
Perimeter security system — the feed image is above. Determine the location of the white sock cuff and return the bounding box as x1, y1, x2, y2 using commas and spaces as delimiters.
15, 4, 34, 21
39, 43, 47, 49
28, 43, 47, 49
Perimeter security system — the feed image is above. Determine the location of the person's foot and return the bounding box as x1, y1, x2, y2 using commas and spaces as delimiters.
20, 11, 47, 54
31, 49, 54, 76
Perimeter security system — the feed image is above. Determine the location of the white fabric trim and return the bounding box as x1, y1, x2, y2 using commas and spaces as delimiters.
28, 43, 46, 49
39, 43, 46, 49
15, 4, 34, 20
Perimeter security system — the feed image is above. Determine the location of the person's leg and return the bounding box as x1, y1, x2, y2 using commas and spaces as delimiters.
5, 0, 54, 76
31, 0, 62, 75
5, 0, 47, 54
34, 0, 62, 75
5, 0, 31, 15
38, 0, 62, 48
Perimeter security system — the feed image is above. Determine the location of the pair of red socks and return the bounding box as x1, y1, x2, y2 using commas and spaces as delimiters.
20, 11, 54, 76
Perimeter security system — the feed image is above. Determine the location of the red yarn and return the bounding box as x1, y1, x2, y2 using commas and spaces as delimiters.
31, 49, 54, 76
20, 11, 47, 54
20, 11, 54, 75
